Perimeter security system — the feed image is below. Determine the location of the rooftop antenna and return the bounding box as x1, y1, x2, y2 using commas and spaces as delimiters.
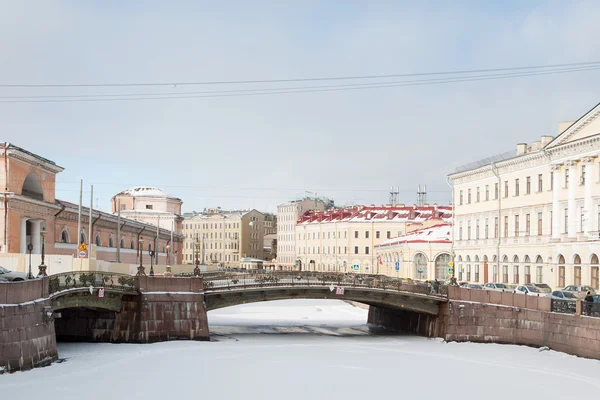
417, 185, 427, 207
389, 186, 399, 206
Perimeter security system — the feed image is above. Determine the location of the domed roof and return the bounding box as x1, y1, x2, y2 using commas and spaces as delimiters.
120, 186, 170, 198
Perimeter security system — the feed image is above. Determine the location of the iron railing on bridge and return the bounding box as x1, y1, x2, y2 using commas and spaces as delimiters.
197, 271, 448, 298
48, 271, 138, 295
550, 299, 576, 314
583, 301, 600, 318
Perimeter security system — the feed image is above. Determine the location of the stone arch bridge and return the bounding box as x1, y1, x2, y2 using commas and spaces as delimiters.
1, 271, 447, 372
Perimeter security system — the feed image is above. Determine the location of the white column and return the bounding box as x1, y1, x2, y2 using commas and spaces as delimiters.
567, 161, 578, 239
31, 220, 41, 254
20, 218, 28, 253
551, 164, 562, 240
584, 157, 595, 235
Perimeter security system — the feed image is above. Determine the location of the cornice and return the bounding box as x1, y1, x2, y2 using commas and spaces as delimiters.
8, 151, 64, 174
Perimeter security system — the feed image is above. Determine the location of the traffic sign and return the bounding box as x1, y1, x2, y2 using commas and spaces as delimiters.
336, 287, 345, 295
98, 287, 105, 298
353, 265, 359, 271
448, 267, 455, 275
78, 250, 87, 259
395, 261, 400, 271
78, 242, 87, 251
448, 261, 454, 268
365, 267, 369, 271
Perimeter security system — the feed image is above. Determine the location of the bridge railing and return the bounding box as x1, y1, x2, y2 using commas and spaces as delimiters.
48, 271, 139, 295
200, 271, 448, 298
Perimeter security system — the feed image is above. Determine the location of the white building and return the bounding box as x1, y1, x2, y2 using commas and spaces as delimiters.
276, 197, 333, 270
375, 224, 452, 280
295, 204, 452, 275
111, 187, 183, 232
448, 102, 600, 290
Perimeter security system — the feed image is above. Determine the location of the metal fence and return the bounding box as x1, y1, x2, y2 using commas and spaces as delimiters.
583, 302, 600, 318
199, 271, 448, 298
48, 271, 138, 295
551, 299, 576, 314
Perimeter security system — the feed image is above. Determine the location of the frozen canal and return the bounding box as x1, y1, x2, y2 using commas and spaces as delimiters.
2, 299, 600, 399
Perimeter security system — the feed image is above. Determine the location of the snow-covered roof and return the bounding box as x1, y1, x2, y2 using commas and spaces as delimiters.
375, 223, 452, 247
118, 186, 171, 198
297, 205, 452, 225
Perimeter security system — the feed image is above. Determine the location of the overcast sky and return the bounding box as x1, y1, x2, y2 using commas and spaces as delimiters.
3, 1, 600, 213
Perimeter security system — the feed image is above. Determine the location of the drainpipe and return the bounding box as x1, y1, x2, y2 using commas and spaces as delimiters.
445, 177, 455, 280
491, 163, 501, 281
541, 149, 553, 276
3, 142, 8, 253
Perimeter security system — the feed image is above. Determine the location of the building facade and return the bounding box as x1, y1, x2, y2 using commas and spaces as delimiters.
295, 204, 452, 274
448, 102, 600, 290
276, 197, 333, 270
375, 224, 452, 280
182, 209, 266, 267
111, 187, 183, 233
0, 143, 183, 266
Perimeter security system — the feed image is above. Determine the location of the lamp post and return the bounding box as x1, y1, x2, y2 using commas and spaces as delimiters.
149, 248, 155, 277
193, 240, 201, 276
37, 227, 48, 277
136, 238, 145, 276
165, 244, 172, 275
27, 243, 33, 279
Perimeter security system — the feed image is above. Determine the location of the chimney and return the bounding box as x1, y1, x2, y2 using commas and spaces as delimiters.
530, 141, 542, 151
541, 135, 553, 147
397, 204, 405, 208
424, 203, 430, 208
516, 143, 527, 155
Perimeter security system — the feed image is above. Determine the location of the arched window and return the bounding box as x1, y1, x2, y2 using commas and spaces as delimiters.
120, 238, 125, 249
80, 232, 87, 245
558, 254, 566, 287
434, 253, 451, 281
492, 255, 498, 281
513, 255, 520, 284
108, 236, 114, 248
95, 234, 102, 247
414, 253, 428, 280
474, 255, 480, 282
524, 255, 531, 284
148, 242, 152, 251
60, 229, 70, 244
573, 254, 582, 285
465, 256, 471, 281
591, 254, 599, 290
535, 255, 544, 283
502, 255, 509, 283
130, 239, 135, 250
21, 173, 44, 201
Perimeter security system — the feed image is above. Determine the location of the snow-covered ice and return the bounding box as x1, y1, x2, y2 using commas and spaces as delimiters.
2, 299, 600, 399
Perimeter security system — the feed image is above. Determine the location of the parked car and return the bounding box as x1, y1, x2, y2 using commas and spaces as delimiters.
592, 294, 600, 303
0, 276, 8, 282
515, 284, 545, 296
0, 266, 28, 281
462, 283, 483, 289
483, 282, 511, 292
532, 283, 552, 294
546, 290, 579, 301
563, 285, 596, 299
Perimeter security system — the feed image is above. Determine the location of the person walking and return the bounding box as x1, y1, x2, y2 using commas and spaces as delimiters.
584, 291, 594, 315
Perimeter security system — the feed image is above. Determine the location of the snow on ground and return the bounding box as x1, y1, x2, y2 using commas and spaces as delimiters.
2, 299, 600, 400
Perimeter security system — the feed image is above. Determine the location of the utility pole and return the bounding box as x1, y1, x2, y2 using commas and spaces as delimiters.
117, 199, 121, 263
77, 179, 83, 245
88, 185, 93, 259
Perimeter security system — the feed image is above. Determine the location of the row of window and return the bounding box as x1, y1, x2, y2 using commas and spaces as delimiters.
60, 230, 168, 252
184, 253, 241, 262
459, 165, 596, 206
299, 230, 397, 241
459, 206, 600, 240
185, 241, 239, 250
301, 246, 376, 255
183, 222, 241, 230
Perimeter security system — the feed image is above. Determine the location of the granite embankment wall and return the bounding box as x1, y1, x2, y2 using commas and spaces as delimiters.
369, 286, 600, 360
55, 277, 210, 343
0, 279, 58, 373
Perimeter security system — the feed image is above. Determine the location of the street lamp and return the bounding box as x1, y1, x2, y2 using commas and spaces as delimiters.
27, 243, 33, 279
136, 238, 145, 276
37, 227, 48, 277
149, 247, 155, 277
165, 244, 172, 275
193, 240, 201, 276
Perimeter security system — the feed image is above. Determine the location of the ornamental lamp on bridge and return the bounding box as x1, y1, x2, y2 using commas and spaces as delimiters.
137, 238, 146, 276
27, 242, 34, 279
148, 247, 155, 277
37, 227, 48, 277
